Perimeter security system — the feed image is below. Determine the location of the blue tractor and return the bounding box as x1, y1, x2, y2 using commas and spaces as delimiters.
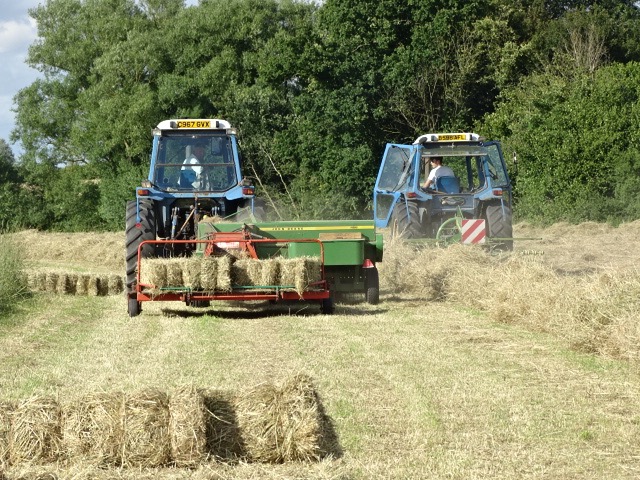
125, 119, 264, 296
373, 133, 513, 249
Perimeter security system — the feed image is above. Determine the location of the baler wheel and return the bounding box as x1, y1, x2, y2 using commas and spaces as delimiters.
365, 267, 380, 305
191, 300, 210, 308
128, 297, 141, 317
320, 294, 335, 315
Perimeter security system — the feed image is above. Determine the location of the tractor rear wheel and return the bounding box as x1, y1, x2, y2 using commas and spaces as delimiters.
364, 267, 379, 305
392, 201, 422, 239
485, 204, 513, 251
125, 199, 156, 292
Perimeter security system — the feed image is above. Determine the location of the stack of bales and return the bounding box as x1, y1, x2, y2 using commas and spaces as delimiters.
0, 376, 330, 468
140, 255, 321, 296
26, 271, 124, 296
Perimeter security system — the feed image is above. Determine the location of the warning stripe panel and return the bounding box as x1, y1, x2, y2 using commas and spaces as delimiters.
462, 219, 486, 244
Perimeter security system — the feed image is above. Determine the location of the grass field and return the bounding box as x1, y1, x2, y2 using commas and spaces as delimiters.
1, 223, 640, 479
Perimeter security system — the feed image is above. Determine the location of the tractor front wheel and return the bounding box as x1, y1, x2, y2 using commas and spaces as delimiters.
392, 201, 422, 239
125, 199, 156, 292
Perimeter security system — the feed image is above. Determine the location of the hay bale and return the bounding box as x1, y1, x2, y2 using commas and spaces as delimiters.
56, 273, 78, 295
231, 259, 254, 287
61, 392, 124, 466
87, 276, 100, 296
121, 389, 171, 468
9, 396, 62, 465
199, 257, 217, 292
198, 389, 244, 461
75, 275, 91, 296
27, 272, 47, 292
165, 259, 184, 288
107, 275, 124, 296
95, 275, 110, 296
182, 258, 202, 291
0, 402, 13, 468
139, 259, 167, 289
44, 273, 59, 294
235, 374, 325, 463
278, 258, 322, 296
232, 259, 280, 290
215, 256, 233, 292
168, 385, 207, 467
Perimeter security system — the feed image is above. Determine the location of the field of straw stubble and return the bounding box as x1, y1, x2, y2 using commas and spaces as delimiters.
1, 222, 640, 479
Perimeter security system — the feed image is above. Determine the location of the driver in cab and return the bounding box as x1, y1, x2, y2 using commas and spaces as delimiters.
422, 156, 454, 190
180, 142, 206, 189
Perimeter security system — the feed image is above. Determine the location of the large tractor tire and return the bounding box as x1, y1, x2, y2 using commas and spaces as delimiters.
392, 201, 422, 239
125, 199, 157, 292
364, 266, 380, 305
485, 204, 513, 251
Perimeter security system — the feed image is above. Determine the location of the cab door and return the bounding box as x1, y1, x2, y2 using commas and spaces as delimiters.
373, 144, 418, 228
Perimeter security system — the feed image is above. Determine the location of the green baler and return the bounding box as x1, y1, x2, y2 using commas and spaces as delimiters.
128, 219, 383, 316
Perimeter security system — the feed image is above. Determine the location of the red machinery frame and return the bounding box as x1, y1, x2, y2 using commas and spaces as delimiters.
132, 233, 331, 305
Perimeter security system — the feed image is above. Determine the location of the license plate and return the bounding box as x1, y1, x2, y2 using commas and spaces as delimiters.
438, 134, 466, 141
175, 120, 211, 129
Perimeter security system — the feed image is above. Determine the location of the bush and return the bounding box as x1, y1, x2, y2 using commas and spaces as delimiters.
0, 233, 29, 315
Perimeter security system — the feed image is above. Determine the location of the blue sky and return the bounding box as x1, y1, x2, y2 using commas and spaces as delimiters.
0, 0, 39, 155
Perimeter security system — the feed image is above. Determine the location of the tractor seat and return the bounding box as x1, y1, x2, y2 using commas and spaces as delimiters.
435, 176, 461, 193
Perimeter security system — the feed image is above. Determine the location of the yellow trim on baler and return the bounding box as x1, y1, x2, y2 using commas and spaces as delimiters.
260, 225, 373, 232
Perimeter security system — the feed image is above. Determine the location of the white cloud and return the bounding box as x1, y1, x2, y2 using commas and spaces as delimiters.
0, 17, 37, 54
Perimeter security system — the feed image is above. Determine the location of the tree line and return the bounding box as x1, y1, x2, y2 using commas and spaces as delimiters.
2, 0, 640, 231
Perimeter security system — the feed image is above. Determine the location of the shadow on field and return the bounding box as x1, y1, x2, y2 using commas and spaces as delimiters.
162, 301, 386, 319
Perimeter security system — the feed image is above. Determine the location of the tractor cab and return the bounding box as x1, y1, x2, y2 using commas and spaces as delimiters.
373, 133, 513, 248
151, 120, 239, 193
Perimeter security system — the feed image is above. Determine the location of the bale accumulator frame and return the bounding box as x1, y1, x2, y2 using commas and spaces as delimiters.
127, 220, 383, 317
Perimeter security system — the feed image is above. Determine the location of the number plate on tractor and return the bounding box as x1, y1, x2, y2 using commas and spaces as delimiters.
175, 120, 212, 128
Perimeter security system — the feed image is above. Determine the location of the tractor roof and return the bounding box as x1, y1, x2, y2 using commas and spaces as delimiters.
413, 133, 481, 145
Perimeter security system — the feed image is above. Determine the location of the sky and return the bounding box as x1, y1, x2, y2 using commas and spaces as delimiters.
0, 0, 40, 156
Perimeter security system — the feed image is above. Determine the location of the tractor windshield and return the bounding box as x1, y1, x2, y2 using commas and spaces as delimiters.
152, 133, 238, 192
420, 144, 508, 192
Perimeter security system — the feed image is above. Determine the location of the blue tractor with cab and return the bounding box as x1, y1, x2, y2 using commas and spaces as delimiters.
125, 119, 265, 294
373, 133, 513, 249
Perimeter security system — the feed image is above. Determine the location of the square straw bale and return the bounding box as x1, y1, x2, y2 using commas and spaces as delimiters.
199, 257, 217, 292
231, 259, 254, 287
27, 272, 47, 292
9, 396, 63, 465
198, 388, 244, 461
165, 259, 184, 288
215, 256, 233, 292
182, 257, 202, 291
169, 385, 207, 467
87, 276, 100, 296
44, 272, 59, 294
139, 259, 167, 289
234, 374, 325, 463
97, 275, 110, 296
278, 257, 323, 296
56, 273, 78, 295
121, 389, 171, 468
61, 392, 125, 466
107, 275, 124, 296
75, 274, 91, 296
0, 402, 13, 468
